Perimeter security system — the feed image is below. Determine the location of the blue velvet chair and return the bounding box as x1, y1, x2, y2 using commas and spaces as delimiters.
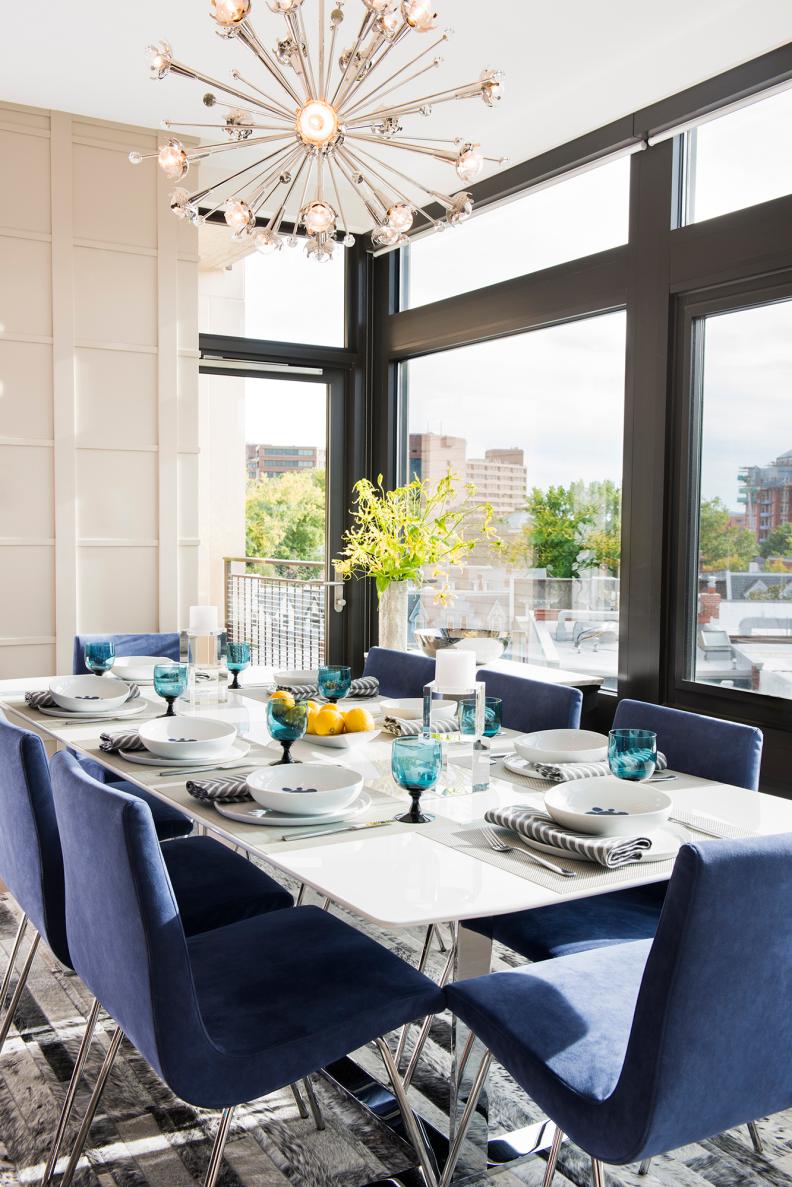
442, 835, 792, 1186
463, 700, 764, 963
477, 667, 582, 733
72, 631, 180, 675
49, 757, 445, 1187
363, 646, 436, 698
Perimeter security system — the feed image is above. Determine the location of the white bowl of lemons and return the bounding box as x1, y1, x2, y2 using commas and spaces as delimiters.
305, 699, 380, 748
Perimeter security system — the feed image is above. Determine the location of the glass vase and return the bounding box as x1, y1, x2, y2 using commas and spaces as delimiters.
378, 581, 409, 652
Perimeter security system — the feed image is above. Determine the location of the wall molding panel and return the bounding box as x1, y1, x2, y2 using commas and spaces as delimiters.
0, 101, 200, 677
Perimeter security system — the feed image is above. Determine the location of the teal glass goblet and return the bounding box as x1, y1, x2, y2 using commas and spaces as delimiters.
317, 665, 352, 704
227, 641, 251, 690
459, 696, 502, 738
391, 737, 441, 824
267, 699, 308, 764
608, 728, 658, 782
153, 663, 188, 717
84, 641, 115, 676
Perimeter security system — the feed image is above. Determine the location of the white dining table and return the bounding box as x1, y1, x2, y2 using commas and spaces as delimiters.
3, 675, 792, 1186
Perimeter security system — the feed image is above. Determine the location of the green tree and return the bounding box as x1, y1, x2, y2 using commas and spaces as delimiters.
698, 497, 757, 570
571, 479, 622, 575
508, 485, 595, 578
759, 522, 792, 559
245, 469, 326, 563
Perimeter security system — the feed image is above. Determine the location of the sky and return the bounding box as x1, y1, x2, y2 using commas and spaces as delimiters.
229, 86, 792, 501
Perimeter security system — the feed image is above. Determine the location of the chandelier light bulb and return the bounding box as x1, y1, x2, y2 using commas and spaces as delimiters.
363, 0, 397, 11
387, 203, 414, 233
296, 99, 339, 147
447, 191, 474, 225
455, 144, 483, 182
255, 229, 283, 254
302, 200, 337, 236
305, 237, 335, 262
224, 199, 255, 233
169, 188, 193, 218
146, 41, 173, 79
267, 0, 304, 11
377, 10, 401, 35
481, 68, 504, 106
211, 0, 251, 25
401, 0, 436, 30
158, 139, 189, 181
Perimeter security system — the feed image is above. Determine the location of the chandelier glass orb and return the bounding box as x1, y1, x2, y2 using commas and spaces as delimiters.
133, 0, 506, 261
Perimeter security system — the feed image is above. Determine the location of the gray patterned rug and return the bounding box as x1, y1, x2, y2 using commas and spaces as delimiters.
0, 889, 789, 1187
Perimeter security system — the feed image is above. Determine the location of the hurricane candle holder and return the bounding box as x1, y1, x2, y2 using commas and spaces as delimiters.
423, 648, 490, 794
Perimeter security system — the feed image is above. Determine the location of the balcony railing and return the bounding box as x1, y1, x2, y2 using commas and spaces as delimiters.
224, 556, 345, 670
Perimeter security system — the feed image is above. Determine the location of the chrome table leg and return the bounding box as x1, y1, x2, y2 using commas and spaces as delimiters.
378, 1037, 439, 1187
302, 1074, 326, 1131
438, 1051, 492, 1187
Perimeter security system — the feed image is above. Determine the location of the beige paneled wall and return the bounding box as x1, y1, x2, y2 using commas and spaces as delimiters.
0, 101, 200, 677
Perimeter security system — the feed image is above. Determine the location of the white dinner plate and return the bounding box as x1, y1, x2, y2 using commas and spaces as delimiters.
306, 729, 381, 749
513, 728, 609, 765
519, 821, 690, 864
214, 790, 372, 828
37, 698, 149, 721
120, 738, 250, 768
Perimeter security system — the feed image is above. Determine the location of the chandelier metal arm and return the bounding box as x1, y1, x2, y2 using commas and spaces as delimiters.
343, 57, 442, 123
162, 120, 292, 133
327, 157, 353, 240
236, 20, 306, 107
323, 16, 340, 102
228, 69, 297, 119
187, 132, 293, 160
339, 32, 449, 119
249, 145, 305, 212
341, 142, 444, 228
347, 130, 459, 165
263, 151, 310, 229
333, 150, 387, 225
167, 59, 289, 118
335, 20, 412, 112
189, 139, 298, 209
292, 153, 316, 235
344, 139, 456, 212
318, 0, 326, 100
330, 10, 374, 107
346, 80, 485, 127
294, 7, 320, 100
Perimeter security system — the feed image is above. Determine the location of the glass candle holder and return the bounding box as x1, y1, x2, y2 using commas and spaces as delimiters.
459, 696, 502, 738
391, 736, 441, 823
267, 699, 308, 764
84, 641, 115, 676
317, 665, 352, 704
227, 641, 251, 690
608, 729, 658, 782
153, 663, 188, 717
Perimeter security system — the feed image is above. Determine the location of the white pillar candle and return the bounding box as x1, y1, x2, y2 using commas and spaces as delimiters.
435, 648, 477, 693
188, 605, 218, 635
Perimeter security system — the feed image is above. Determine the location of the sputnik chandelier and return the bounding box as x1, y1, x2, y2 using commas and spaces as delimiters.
131, 0, 506, 261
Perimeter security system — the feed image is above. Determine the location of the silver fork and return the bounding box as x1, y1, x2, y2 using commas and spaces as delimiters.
481, 825, 576, 878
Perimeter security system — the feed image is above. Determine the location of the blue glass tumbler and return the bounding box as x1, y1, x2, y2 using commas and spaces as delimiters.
317, 665, 352, 704
459, 696, 502, 738
608, 728, 658, 782
84, 641, 115, 675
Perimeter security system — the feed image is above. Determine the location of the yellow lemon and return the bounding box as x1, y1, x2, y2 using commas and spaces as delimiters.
343, 707, 376, 734
314, 708, 345, 736
270, 689, 295, 707
306, 707, 321, 735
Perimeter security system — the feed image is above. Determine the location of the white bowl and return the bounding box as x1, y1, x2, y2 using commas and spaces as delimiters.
246, 763, 364, 816
138, 716, 237, 761
381, 698, 457, 721
514, 729, 609, 765
544, 776, 672, 837
275, 669, 318, 688
49, 675, 131, 714
307, 729, 381, 749
113, 655, 176, 683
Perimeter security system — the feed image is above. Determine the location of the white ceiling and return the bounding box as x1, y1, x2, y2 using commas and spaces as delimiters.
2, 1, 790, 227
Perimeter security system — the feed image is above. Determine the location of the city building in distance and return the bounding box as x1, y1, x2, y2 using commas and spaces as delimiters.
739, 449, 792, 543
409, 432, 528, 515
246, 444, 326, 481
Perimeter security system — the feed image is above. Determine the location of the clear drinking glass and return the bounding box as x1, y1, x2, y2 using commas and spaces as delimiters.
317, 665, 352, 704
267, 699, 308, 764
227, 641, 252, 690
459, 696, 502, 737
391, 737, 441, 824
153, 663, 188, 717
84, 641, 115, 675
608, 729, 658, 782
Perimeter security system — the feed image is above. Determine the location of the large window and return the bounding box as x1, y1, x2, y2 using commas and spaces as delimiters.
687, 295, 792, 701
684, 86, 792, 224
402, 311, 626, 688
402, 156, 631, 310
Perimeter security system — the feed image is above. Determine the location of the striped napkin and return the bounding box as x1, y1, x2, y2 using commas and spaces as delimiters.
100, 729, 146, 753
382, 716, 459, 738
508, 752, 668, 782
26, 683, 140, 711
279, 676, 379, 701
186, 775, 252, 804
485, 806, 653, 869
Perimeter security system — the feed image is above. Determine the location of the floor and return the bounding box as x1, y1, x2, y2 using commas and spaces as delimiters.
0, 890, 789, 1187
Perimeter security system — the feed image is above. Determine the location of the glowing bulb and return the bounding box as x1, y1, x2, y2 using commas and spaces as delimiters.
401, 0, 436, 29
377, 10, 400, 35
146, 41, 173, 80
169, 188, 193, 219
267, 0, 304, 11
254, 229, 283, 254
372, 224, 402, 248
302, 201, 337, 235
296, 100, 339, 147
157, 139, 188, 181
363, 0, 396, 11
455, 145, 483, 183
447, 191, 473, 225
211, 0, 250, 24
387, 204, 414, 233
481, 68, 504, 106
224, 200, 255, 234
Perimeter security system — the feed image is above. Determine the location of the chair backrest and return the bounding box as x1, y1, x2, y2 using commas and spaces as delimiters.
476, 668, 582, 733
49, 751, 202, 1088
613, 699, 762, 790
613, 835, 792, 1161
0, 714, 69, 965
73, 632, 180, 675
363, 646, 436, 698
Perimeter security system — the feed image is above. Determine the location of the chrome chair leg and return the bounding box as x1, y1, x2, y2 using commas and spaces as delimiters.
0, 929, 40, 1052
41, 997, 102, 1186
290, 1081, 310, 1119
204, 1106, 235, 1187
591, 1157, 606, 1187
542, 1125, 563, 1187
438, 1049, 492, 1187
295, 883, 307, 907
395, 926, 437, 1069
0, 912, 29, 1009
59, 1025, 124, 1187
302, 1074, 325, 1131
638, 1158, 651, 1174
377, 1037, 439, 1187
747, 1120, 764, 1154
454, 1031, 475, 1088
402, 944, 455, 1089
